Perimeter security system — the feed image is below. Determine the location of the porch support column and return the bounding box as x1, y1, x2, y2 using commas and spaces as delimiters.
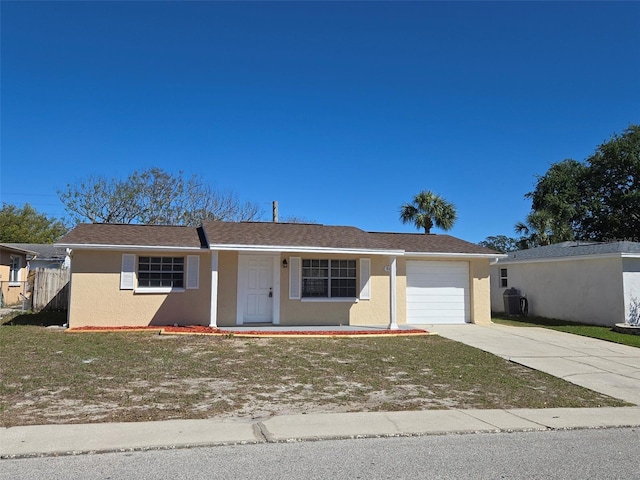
210, 250, 219, 327
388, 255, 399, 330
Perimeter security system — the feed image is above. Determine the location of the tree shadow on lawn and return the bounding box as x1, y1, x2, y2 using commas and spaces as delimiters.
1, 310, 67, 327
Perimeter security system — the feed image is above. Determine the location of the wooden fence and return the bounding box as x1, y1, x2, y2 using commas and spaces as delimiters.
31, 268, 70, 312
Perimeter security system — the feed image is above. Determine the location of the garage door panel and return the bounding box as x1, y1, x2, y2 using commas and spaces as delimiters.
407, 301, 467, 312
407, 287, 467, 297
406, 260, 470, 325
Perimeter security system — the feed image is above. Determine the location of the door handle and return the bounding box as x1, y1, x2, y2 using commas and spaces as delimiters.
269, 288, 273, 298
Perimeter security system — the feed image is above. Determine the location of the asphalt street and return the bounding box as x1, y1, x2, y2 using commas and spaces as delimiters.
3, 428, 639, 480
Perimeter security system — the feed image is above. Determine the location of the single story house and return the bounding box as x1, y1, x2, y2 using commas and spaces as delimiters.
0, 244, 36, 307
56, 221, 501, 329
4, 243, 71, 270
490, 241, 640, 326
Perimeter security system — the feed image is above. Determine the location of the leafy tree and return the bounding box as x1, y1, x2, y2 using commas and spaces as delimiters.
0, 203, 68, 243
400, 190, 457, 234
519, 124, 640, 244
58, 168, 263, 226
478, 235, 519, 253
581, 125, 640, 240
525, 159, 588, 240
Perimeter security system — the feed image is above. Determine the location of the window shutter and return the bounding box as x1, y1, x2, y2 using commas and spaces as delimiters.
289, 257, 301, 299
359, 258, 371, 300
120, 254, 135, 290
186, 255, 199, 289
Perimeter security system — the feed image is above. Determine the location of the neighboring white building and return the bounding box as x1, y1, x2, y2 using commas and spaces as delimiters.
4, 244, 70, 270
490, 241, 640, 327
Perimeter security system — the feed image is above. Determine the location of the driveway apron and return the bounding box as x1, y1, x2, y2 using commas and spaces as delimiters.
428, 323, 640, 405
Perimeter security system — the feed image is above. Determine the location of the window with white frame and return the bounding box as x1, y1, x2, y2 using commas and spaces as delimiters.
138, 256, 184, 288
500, 268, 508, 288
301, 259, 356, 298
9, 256, 21, 284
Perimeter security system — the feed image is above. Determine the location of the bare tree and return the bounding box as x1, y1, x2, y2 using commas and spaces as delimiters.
58, 168, 263, 226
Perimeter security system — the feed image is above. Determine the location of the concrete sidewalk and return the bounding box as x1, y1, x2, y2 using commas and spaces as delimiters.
3, 322, 640, 459
431, 323, 640, 405
3, 407, 640, 458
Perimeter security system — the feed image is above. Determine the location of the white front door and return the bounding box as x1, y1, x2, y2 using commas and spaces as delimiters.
238, 255, 275, 324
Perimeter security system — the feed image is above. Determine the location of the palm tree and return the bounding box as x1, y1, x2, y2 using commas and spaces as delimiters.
514, 210, 574, 249
400, 190, 457, 234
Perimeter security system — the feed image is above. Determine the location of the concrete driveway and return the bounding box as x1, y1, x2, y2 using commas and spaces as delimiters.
428, 323, 640, 405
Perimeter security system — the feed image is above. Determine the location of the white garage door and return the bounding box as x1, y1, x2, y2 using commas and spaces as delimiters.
406, 260, 470, 324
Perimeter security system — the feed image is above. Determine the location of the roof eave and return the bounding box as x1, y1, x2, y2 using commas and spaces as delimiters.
497, 251, 640, 264
405, 252, 507, 260
0, 244, 39, 256
209, 244, 405, 256
55, 243, 205, 252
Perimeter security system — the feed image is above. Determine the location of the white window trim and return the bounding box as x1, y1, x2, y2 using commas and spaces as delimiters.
186, 255, 200, 289
120, 254, 135, 290
289, 256, 301, 300
359, 258, 371, 300
121, 253, 199, 293
134, 287, 185, 294
500, 268, 508, 288
301, 297, 359, 303
8, 255, 21, 286
290, 257, 371, 301
301, 258, 358, 299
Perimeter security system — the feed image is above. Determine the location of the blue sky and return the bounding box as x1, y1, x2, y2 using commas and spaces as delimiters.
1, 1, 639, 243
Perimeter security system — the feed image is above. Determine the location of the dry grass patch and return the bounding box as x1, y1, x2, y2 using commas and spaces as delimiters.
0, 325, 628, 427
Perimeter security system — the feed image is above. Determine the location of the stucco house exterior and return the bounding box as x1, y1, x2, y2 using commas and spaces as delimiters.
56, 221, 501, 329
490, 241, 640, 327
0, 244, 36, 307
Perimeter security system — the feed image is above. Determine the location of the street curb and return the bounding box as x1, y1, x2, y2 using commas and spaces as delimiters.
2, 407, 640, 459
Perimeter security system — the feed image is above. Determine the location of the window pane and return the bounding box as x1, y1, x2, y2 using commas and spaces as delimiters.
137, 256, 184, 288
331, 278, 356, 297
302, 278, 328, 297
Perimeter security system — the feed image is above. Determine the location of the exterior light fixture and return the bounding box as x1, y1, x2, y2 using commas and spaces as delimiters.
282, 259, 288, 268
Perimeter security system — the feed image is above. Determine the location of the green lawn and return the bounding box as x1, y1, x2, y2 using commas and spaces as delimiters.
492, 314, 640, 348
0, 316, 629, 427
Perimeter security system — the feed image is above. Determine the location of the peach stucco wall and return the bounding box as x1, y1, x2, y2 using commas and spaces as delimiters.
66, 248, 491, 328
0, 249, 28, 306
350, 256, 405, 326
274, 254, 408, 327
216, 250, 238, 327
67, 249, 211, 327
469, 258, 491, 325
277, 253, 378, 326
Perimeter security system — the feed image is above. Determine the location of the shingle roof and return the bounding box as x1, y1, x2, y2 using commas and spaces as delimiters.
0, 244, 38, 256
501, 241, 640, 262
4, 243, 67, 260
368, 232, 497, 255
202, 222, 498, 255
56, 223, 206, 249
202, 221, 383, 250
55, 221, 499, 256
